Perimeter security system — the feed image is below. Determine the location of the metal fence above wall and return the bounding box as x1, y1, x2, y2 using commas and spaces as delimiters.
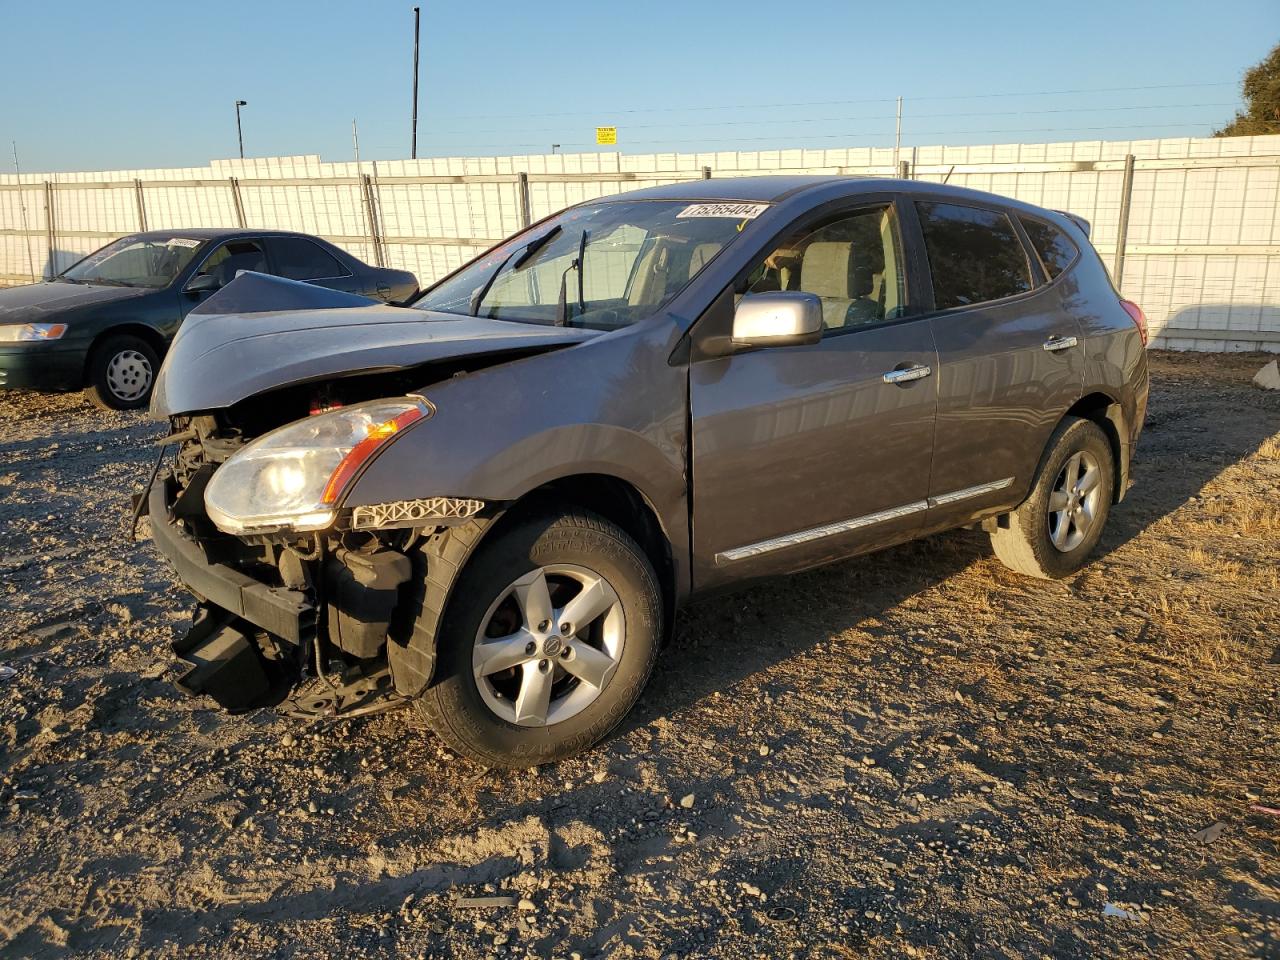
2, 136, 1278, 352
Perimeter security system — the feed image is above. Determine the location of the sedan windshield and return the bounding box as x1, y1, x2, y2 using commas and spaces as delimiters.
413, 200, 766, 329
61, 235, 206, 289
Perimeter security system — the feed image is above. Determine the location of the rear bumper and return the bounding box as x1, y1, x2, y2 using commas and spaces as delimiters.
147, 476, 314, 644
0, 344, 85, 391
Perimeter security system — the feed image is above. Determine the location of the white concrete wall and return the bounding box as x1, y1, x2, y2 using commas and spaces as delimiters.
3, 135, 1278, 352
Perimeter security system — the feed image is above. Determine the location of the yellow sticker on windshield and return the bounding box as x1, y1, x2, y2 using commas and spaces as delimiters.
677, 203, 769, 220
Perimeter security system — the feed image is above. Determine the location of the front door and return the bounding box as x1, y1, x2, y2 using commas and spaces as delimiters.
689, 201, 939, 590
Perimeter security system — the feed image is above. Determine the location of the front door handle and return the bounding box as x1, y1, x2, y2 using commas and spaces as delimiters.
883, 363, 932, 384
1043, 335, 1079, 352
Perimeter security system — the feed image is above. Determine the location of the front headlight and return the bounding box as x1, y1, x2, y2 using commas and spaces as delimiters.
0, 323, 68, 342
204, 397, 430, 535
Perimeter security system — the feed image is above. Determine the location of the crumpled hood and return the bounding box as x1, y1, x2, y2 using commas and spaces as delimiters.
0, 281, 148, 323
150, 272, 598, 416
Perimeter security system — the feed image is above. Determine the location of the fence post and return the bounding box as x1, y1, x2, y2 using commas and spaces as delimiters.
360, 173, 385, 267
898, 160, 911, 180
43, 181, 55, 279
1113, 153, 1135, 288
133, 179, 148, 232
517, 172, 532, 229
228, 177, 247, 228
702, 165, 712, 180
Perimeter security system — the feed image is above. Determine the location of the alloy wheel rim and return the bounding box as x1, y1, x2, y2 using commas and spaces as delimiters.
106, 349, 153, 402
472, 563, 624, 727
1047, 450, 1102, 552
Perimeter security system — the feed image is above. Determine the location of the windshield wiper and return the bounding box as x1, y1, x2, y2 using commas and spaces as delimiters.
469, 224, 563, 316
83, 278, 135, 288
555, 229, 588, 327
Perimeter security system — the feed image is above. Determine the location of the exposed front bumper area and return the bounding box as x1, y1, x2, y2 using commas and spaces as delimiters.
148, 475, 315, 710
146, 473, 415, 716
148, 477, 315, 644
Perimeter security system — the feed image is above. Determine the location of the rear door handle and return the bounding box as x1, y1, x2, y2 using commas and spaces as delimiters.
1043, 335, 1078, 352
883, 364, 932, 384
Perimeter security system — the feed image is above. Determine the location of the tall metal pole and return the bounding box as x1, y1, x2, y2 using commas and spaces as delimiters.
411, 6, 421, 159
893, 96, 902, 173
235, 100, 247, 159
353, 118, 361, 164
1113, 154, 1136, 288
11, 141, 36, 282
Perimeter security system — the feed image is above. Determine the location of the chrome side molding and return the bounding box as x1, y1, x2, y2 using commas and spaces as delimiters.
716, 477, 1014, 564
927, 476, 1014, 506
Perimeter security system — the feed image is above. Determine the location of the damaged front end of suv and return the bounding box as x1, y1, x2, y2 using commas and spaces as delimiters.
141, 272, 595, 719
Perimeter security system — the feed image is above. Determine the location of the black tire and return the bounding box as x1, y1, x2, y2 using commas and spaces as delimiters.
989, 417, 1115, 580
416, 509, 661, 768
86, 334, 159, 411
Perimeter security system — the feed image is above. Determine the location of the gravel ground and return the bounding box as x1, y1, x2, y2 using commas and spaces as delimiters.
1, 351, 1277, 959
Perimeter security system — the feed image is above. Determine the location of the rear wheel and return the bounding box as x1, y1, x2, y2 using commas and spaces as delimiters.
416, 510, 661, 767
989, 417, 1114, 579
86, 334, 158, 411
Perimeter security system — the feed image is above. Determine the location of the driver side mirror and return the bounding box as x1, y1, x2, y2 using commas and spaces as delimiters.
184, 273, 220, 296
731, 292, 823, 348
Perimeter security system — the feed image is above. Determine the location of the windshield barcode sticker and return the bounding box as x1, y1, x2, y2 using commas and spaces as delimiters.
166, 238, 202, 248
676, 202, 769, 220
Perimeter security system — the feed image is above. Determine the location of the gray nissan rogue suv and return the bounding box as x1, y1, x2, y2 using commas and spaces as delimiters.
142, 176, 1149, 767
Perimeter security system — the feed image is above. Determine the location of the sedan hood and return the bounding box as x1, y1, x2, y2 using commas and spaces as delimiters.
0, 281, 149, 323
151, 272, 598, 416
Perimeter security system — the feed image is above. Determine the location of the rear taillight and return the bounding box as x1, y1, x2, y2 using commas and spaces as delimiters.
1120, 299, 1148, 345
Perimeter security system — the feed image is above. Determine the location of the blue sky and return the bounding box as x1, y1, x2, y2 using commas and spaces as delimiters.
1, 0, 1276, 172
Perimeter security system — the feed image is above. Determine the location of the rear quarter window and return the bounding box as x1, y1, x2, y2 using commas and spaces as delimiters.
1019, 216, 1080, 280
915, 202, 1032, 310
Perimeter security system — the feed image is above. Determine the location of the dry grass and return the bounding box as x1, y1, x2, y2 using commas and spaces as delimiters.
1147, 590, 1237, 672
1258, 434, 1280, 460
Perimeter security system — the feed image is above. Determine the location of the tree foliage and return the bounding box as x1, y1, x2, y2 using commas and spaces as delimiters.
1215, 43, 1280, 137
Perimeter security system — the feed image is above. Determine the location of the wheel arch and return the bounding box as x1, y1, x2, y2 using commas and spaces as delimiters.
82, 323, 167, 384
389, 472, 677, 699
1063, 391, 1128, 502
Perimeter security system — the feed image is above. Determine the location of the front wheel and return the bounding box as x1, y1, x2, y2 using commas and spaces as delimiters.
416, 510, 661, 767
989, 417, 1115, 580
85, 334, 159, 411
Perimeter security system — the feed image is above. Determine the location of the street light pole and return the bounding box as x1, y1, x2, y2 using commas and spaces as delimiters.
410, 6, 421, 159
235, 100, 248, 159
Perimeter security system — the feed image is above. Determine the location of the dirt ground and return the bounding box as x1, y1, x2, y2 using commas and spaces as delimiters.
0, 350, 1277, 959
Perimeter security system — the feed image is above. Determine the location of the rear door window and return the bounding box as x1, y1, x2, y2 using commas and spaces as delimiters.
916, 202, 1032, 310
1019, 216, 1079, 280
266, 236, 349, 280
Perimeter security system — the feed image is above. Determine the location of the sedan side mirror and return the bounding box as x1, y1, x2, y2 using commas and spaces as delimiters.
732, 292, 823, 348
185, 273, 220, 296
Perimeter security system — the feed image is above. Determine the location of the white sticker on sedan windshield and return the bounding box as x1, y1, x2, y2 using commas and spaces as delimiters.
166, 238, 202, 248
676, 202, 769, 220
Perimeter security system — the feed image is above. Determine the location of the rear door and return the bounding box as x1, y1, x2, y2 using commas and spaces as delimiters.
263, 236, 362, 295
689, 199, 939, 590
907, 200, 1084, 527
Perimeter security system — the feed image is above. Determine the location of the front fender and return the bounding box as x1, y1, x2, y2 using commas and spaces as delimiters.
345, 316, 691, 578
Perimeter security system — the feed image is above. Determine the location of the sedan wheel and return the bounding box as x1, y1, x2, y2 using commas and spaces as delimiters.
86, 334, 161, 411
105, 349, 154, 404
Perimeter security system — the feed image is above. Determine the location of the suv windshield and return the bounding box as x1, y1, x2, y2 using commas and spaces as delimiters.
414, 200, 765, 329
61, 235, 206, 289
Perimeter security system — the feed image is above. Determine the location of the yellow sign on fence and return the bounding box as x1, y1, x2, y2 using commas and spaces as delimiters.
595, 126, 617, 146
